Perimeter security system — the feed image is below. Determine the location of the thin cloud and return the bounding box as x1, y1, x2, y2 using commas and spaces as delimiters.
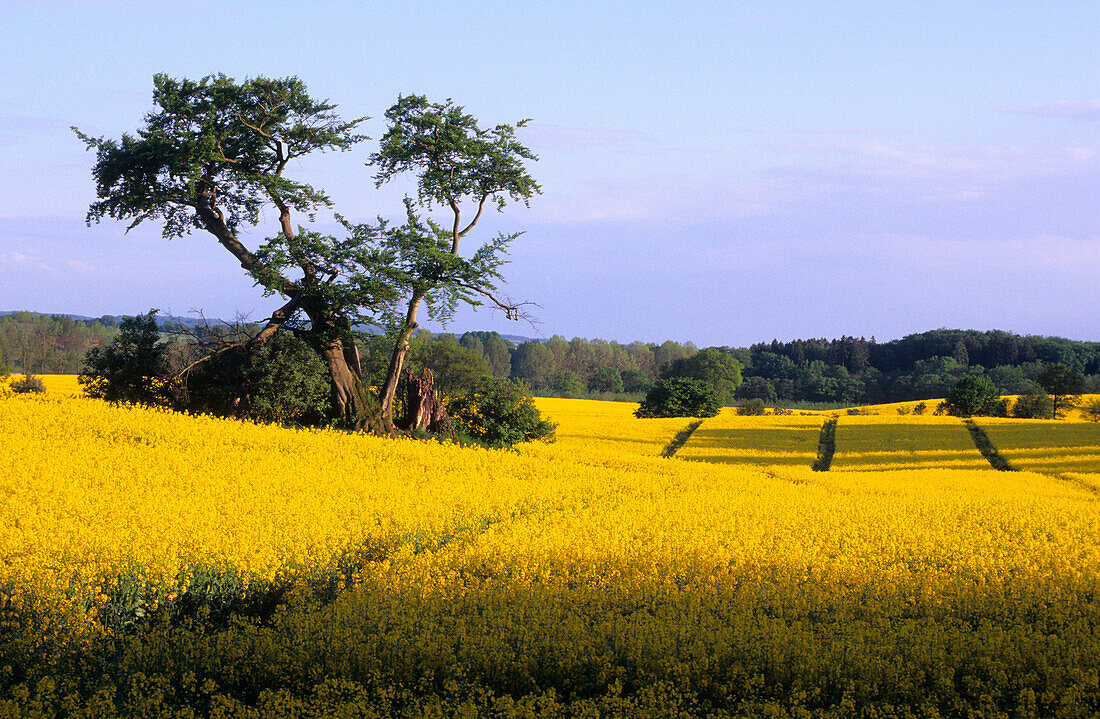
1000, 99, 1100, 121
522, 123, 652, 154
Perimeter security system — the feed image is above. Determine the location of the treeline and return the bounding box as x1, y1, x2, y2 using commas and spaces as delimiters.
6, 313, 1100, 405
0, 312, 119, 374
736, 330, 1100, 405
356, 330, 698, 400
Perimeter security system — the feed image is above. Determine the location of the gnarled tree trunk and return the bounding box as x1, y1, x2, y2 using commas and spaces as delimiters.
318, 337, 385, 433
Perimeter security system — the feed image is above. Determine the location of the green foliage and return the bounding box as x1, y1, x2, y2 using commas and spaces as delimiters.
0, 346, 7, 379
10, 374, 45, 394
1037, 363, 1084, 419
663, 347, 742, 402
448, 377, 555, 449
620, 368, 652, 394
245, 332, 332, 425
79, 310, 171, 406
552, 370, 586, 398
1084, 398, 1100, 422
512, 340, 554, 389
408, 338, 492, 398
589, 365, 624, 393
945, 374, 1002, 417
635, 377, 721, 419
736, 398, 767, 416
1013, 391, 1055, 419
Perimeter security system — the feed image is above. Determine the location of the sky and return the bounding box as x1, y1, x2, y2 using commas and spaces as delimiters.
1, 0, 1097, 347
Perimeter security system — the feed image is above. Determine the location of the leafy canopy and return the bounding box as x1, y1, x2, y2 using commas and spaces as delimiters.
636, 377, 721, 419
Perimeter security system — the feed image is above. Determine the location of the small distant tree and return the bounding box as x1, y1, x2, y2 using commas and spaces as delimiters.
635, 377, 721, 419
944, 374, 1001, 417
589, 365, 624, 394
448, 377, 555, 449
80, 310, 171, 405
512, 340, 554, 389
1037, 363, 1083, 419
736, 398, 767, 416
1084, 398, 1100, 422
1012, 391, 1054, 419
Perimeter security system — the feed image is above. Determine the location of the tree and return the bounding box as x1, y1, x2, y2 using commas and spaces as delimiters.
620, 368, 652, 394
589, 366, 624, 394
552, 370, 586, 398
944, 374, 1001, 417
512, 340, 554, 389
1037, 363, 1084, 419
663, 347, 742, 403
79, 310, 172, 405
75, 74, 394, 429
1012, 391, 1054, 419
355, 95, 539, 430
408, 338, 492, 399
448, 377, 555, 449
635, 377, 721, 419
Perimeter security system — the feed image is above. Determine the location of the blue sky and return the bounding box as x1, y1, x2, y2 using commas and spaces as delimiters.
1, 1, 1097, 346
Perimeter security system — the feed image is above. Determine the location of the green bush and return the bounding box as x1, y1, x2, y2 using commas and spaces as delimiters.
736, 398, 767, 416
944, 374, 1001, 417
1013, 391, 1054, 419
449, 377, 556, 449
79, 310, 171, 406
635, 377, 721, 419
245, 332, 332, 425
10, 374, 45, 394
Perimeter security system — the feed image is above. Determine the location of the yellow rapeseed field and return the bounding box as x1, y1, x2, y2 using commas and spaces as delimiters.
675, 408, 824, 467
974, 416, 1100, 478
2, 381, 1099, 716
830, 414, 991, 471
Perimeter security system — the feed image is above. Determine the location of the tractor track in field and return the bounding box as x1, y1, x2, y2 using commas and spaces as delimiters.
964, 420, 1017, 472
812, 417, 838, 471
662, 420, 704, 458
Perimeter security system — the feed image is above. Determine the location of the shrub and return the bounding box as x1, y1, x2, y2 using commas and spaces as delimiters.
912, 401, 927, 415
1084, 398, 1100, 422
10, 374, 46, 394
245, 332, 332, 425
1013, 391, 1054, 419
736, 398, 767, 416
79, 310, 171, 406
635, 377, 721, 419
449, 377, 556, 449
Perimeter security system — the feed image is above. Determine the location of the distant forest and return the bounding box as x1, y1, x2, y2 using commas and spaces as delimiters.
3, 311, 1099, 406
